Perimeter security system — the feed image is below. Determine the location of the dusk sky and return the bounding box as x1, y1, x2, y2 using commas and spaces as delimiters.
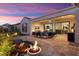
0, 3, 73, 25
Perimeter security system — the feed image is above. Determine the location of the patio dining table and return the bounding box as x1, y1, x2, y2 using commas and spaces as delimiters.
32, 31, 56, 39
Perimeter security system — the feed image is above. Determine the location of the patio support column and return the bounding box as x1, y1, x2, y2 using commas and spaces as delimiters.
29, 21, 32, 36
75, 13, 79, 44
52, 23, 55, 32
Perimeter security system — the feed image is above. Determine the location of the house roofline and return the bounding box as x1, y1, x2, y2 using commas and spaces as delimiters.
32, 6, 76, 22
20, 17, 32, 23
2, 23, 11, 26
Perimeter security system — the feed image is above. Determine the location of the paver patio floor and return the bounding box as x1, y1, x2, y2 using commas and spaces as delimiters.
14, 34, 79, 56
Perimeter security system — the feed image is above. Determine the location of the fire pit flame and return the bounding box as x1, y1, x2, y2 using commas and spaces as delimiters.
33, 41, 38, 50
27, 41, 42, 55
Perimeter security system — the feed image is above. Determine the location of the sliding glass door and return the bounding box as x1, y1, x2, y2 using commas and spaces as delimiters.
44, 23, 53, 32
55, 22, 70, 33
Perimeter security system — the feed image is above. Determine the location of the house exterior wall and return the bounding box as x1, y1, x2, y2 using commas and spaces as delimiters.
13, 24, 21, 32
12, 7, 79, 44
16, 24, 21, 30
31, 7, 79, 44
31, 7, 77, 34
31, 15, 74, 33
20, 17, 32, 35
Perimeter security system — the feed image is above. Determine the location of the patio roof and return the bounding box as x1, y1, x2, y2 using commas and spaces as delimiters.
32, 6, 79, 22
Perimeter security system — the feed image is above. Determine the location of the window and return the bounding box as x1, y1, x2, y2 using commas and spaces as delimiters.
22, 23, 27, 32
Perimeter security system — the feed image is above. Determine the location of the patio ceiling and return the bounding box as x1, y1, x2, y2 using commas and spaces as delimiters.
38, 14, 74, 24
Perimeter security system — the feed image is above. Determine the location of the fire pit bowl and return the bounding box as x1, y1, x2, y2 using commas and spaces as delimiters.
27, 46, 42, 56
27, 41, 42, 56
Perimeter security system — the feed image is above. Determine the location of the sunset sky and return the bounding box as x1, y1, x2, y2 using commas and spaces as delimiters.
0, 3, 73, 25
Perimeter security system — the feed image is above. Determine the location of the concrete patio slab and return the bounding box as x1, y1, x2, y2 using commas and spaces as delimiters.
14, 34, 79, 56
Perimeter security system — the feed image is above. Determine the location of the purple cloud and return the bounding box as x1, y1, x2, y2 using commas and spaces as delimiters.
0, 3, 73, 25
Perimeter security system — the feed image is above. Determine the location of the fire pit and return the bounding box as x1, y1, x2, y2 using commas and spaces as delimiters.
27, 41, 42, 56
11, 39, 42, 56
